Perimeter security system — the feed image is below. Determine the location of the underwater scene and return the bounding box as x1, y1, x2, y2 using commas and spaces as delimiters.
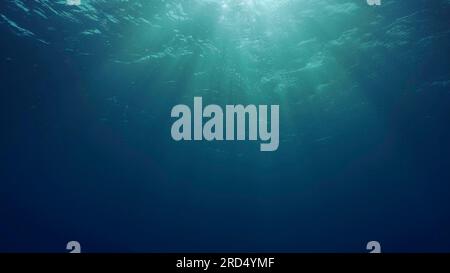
0, 0, 450, 252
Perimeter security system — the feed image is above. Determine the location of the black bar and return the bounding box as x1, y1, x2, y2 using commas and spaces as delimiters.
0, 253, 448, 272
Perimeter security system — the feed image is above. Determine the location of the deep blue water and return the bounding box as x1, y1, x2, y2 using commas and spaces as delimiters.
0, 0, 450, 252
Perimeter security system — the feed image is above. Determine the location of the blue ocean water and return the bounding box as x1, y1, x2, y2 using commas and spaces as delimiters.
0, 0, 449, 252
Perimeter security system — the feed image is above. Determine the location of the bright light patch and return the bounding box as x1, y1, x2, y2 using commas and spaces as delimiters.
66, 0, 81, 6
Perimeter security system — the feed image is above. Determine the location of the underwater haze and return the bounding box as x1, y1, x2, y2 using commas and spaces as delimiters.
1, 0, 450, 252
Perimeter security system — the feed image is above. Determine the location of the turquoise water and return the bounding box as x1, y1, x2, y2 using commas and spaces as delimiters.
1, 0, 450, 252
